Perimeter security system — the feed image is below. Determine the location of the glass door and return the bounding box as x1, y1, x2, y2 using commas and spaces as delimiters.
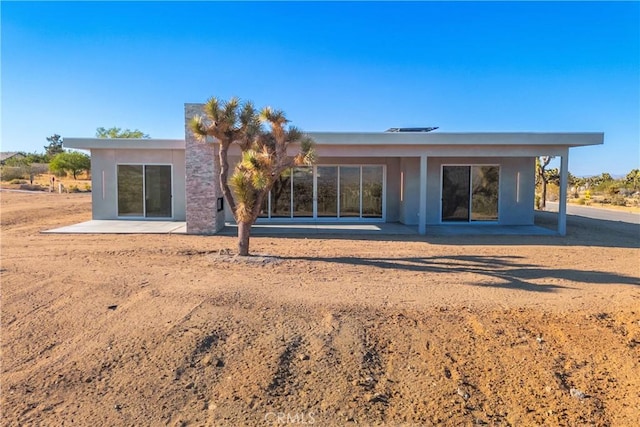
292, 167, 313, 217
258, 165, 384, 221
145, 165, 172, 218
442, 166, 470, 221
317, 166, 338, 217
118, 165, 144, 217
471, 166, 499, 221
442, 165, 499, 222
117, 164, 172, 218
339, 166, 360, 217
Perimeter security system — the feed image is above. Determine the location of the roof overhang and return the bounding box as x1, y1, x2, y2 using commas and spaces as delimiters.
63, 132, 603, 152
63, 138, 185, 150
306, 132, 604, 147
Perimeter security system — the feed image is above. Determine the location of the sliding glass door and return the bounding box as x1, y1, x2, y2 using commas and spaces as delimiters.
317, 166, 338, 217
292, 167, 313, 217
442, 166, 470, 221
144, 165, 172, 217
442, 165, 499, 222
471, 166, 499, 221
118, 165, 172, 218
260, 165, 384, 220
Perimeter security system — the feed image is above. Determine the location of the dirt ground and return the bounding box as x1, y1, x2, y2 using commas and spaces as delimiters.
1, 191, 639, 426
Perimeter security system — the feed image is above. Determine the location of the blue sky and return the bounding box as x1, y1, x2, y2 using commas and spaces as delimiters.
2, 1, 638, 176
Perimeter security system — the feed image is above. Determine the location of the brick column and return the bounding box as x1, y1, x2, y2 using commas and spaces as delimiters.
184, 103, 225, 234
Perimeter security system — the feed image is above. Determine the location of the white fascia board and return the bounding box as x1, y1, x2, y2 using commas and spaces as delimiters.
63, 132, 604, 151
306, 132, 604, 147
63, 138, 185, 150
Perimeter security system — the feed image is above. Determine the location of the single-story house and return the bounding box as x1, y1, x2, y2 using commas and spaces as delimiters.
64, 103, 604, 236
0, 152, 26, 165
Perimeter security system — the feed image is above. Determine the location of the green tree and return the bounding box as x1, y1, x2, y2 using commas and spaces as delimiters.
44, 134, 64, 159
96, 127, 150, 138
189, 96, 314, 256
49, 151, 91, 179
625, 169, 640, 190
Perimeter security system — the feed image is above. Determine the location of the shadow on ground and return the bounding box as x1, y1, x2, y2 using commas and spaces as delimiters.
237, 212, 640, 249
281, 254, 640, 293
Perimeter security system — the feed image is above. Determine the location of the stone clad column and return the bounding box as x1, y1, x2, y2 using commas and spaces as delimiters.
184, 103, 225, 234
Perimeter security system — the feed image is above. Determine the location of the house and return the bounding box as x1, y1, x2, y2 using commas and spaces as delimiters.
0, 152, 25, 165
63, 103, 604, 236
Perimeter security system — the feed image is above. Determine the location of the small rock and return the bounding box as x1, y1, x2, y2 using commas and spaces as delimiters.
297, 353, 310, 361
185, 382, 195, 390
114, 404, 122, 411
215, 358, 224, 368
457, 387, 470, 400
570, 388, 586, 399
107, 305, 118, 310
368, 393, 388, 403
201, 355, 212, 366
444, 367, 452, 379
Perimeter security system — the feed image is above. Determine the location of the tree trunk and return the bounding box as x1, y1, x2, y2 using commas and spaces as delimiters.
218, 143, 238, 221
237, 221, 251, 256
541, 180, 547, 209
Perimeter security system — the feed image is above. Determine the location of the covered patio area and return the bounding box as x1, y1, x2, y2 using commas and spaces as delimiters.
43, 220, 555, 237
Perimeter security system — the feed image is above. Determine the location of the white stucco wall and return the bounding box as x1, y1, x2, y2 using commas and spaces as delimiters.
400, 156, 535, 226
89, 149, 186, 220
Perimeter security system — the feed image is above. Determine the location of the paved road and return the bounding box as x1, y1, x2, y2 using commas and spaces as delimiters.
545, 202, 640, 224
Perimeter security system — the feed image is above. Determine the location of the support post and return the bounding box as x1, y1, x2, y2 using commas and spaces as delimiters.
558, 151, 569, 236
419, 154, 427, 235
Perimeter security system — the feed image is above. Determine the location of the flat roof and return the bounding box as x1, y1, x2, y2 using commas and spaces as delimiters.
64, 138, 185, 150
64, 132, 604, 150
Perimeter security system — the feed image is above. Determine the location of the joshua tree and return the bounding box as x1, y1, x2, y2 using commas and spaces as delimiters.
189, 97, 315, 255
536, 156, 554, 209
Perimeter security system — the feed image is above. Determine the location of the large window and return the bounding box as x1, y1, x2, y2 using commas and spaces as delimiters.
339, 166, 360, 217
317, 166, 338, 217
442, 165, 499, 222
117, 164, 172, 218
117, 165, 144, 217
362, 166, 384, 218
292, 167, 313, 217
259, 165, 384, 220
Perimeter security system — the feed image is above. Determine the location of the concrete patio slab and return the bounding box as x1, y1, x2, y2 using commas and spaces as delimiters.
43, 220, 555, 237
44, 220, 187, 234
425, 224, 556, 236
219, 222, 418, 236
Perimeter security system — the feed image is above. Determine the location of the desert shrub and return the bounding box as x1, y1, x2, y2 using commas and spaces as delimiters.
84, 183, 92, 192
546, 183, 559, 201
0, 166, 28, 181
576, 198, 586, 205
607, 186, 620, 196
10, 179, 27, 184
68, 184, 80, 193
29, 163, 49, 175
534, 194, 541, 209
19, 184, 45, 191
611, 195, 627, 206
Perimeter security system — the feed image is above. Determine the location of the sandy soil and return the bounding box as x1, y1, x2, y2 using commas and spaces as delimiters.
1, 191, 639, 426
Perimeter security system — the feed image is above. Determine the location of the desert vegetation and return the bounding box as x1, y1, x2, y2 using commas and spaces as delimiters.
535, 159, 639, 210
